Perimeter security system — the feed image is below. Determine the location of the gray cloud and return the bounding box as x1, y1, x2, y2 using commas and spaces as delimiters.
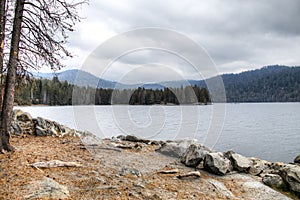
63, 0, 300, 82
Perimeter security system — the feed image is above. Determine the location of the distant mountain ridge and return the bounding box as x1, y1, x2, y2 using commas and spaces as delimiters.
33, 65, 300, 102
33, 70, 118, 88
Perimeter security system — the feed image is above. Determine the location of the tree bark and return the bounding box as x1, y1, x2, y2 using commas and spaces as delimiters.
0, 0, 6, 111
0, 0, 24, 152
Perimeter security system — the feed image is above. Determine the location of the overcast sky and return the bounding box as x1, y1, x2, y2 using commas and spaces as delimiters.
55, 0, 300, 83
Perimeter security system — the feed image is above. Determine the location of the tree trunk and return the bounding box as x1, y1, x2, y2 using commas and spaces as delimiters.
0, 0, 24, 152
0, 0, 6, 111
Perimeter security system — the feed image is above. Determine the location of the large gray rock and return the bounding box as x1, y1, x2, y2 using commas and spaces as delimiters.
25, 177, 69, 199
294, 155, 300, 164
224, 151, 266, 175
260, 162, 286, 178
156, 140, 194, 158
34, 117, 58, 136
280, 164, 300, 193
11, 109, 34, 135
204, 152, 232, 175
12, 109, 31, 121
117, 135, 151, 144
267, 162, 285, 173
262, 174, 284, 188
224, 151, 252, 172
248, 157, 267, 176
181, 144, 211, 167
33, 117, 78, 137
11, 121, 23, 135
17, 112, 32, 123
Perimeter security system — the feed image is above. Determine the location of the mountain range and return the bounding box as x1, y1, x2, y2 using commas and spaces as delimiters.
33, 65, 300, 102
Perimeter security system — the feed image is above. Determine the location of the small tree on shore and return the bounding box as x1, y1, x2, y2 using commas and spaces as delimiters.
0, 0, 86, 153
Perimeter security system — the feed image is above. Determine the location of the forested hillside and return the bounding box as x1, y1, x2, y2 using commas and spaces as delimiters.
14, 77, 211, 105
159, 65, 300, 102
223, 65, 300, 102
177, 65, 300, 102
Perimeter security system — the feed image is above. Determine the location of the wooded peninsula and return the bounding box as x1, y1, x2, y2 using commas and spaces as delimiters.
14, 77, 211, 106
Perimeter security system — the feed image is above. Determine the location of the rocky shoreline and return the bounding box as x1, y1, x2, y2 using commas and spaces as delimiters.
3, 109, 299, 199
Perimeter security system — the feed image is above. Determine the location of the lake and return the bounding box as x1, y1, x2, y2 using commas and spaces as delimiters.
16, 103, 300, 163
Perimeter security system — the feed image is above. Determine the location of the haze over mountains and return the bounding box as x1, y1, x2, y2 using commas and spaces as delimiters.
34, 65, 300, 102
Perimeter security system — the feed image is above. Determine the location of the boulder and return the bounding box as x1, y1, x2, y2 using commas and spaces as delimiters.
294, 155, 300, 164
258, 161, 286, 178
12, 109, 27, 121
34, 117, 57, 136
11, 121, 23, 135
125, 135, 150, 144
156, 140, 195, 158
21, 122, 35, 135
224, 151, 268, 175
269, 162, 285, 173
35, 126, 47, 136
33, 117, 77, 137
181, 144, 211, 167
118, 135, 138, 142
204, 152, 232, 175
224, 151, 252, 172
17, 112, 32, 123
280, 164, 300, 193
248, 157, 267, 176
25, 177, 69, 199
125, 135, 141, 142
262, 174, 283, 188
13, 109, 32, 123
117, 135, 151, 144
11, 109, 34, 135
260, 162, 286, 178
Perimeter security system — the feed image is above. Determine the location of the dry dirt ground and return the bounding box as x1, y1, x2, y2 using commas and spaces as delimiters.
0, 135, 293, 200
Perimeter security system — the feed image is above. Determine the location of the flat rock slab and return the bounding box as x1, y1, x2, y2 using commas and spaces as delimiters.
25, 177, 69, 199
205, 179, 235, 199
218, 173, 292, 200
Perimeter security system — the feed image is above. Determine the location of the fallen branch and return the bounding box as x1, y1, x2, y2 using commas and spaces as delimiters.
176, 171, 201, 179
29, 160, 82, 168
157, 169, 179, 174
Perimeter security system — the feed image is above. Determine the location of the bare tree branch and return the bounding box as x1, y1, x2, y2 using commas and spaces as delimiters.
16, 0, 87, 71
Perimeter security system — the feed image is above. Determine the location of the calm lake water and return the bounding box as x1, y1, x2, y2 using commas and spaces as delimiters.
16, 103, 300, 163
